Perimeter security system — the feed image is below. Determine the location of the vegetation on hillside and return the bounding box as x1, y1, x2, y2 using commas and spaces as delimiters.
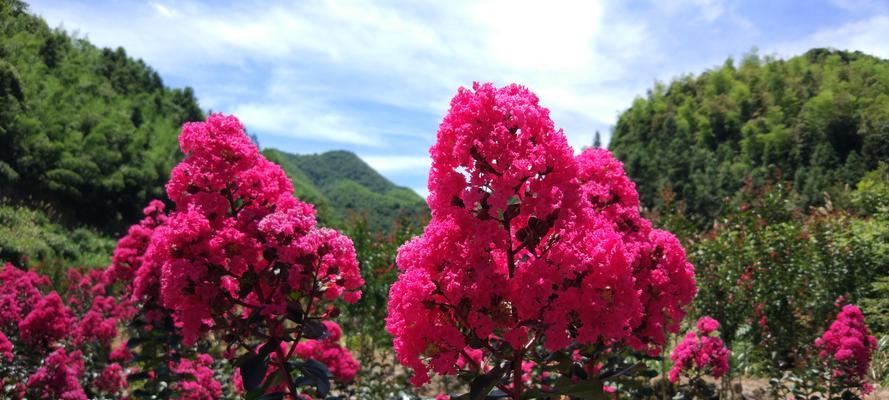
0, 203, 114, 269
0, 0, 203, 233
610, 49, 889, 226
264, 149, 427, 232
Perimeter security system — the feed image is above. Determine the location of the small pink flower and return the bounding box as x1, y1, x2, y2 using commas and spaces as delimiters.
669, 317, 731, 383
815, 305, 876, 394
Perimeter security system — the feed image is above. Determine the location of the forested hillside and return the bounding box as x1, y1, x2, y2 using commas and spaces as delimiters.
0, 0, 203, 233
264, 149, 427, 231
610, 49, 889, 226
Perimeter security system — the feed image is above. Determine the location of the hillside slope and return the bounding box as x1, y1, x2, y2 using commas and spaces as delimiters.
610, 49, 889, 226
0, 2, 424, 267
263, 149, 427, 231
0, 0, 203, 233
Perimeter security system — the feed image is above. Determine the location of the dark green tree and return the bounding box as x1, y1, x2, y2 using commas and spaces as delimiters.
610, 49, 889, 227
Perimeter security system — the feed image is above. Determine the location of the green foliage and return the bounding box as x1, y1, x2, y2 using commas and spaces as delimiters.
337, 213, 425, 399
862, 277, 889, 337
852, 162, 889, 216
0, 202, 114, 269
611, 49, 889, 226
689, 182, 889, 375
0, 1, 203, 234
870, 336, 889, 387
264, 148, 427, 232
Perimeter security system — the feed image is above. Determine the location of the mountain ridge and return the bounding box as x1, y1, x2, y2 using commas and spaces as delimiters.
262, 148, 427, 231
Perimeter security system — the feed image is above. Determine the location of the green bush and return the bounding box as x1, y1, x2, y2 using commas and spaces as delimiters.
0, 203, 114, 270
689, 180, 889, 375
611, 49, 889, 227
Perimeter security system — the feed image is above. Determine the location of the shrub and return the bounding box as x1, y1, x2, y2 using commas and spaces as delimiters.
691, 181, 889, 373
123, 114, 364, 398
815, 305, 877, 397
0, 263, 127, 399
386, 83, 696, 398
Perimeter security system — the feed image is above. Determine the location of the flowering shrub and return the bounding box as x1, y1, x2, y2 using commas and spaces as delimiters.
690, 181, 889, 375
0, 263, 128, 399
815, 305, 877, 396
171, 354, 224, 400
386, 83, 695, 398
294, 321, 360, 383
669, 317, 731, 383
123, 113, 364, 397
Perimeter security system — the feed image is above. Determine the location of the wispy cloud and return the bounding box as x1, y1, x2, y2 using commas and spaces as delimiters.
148, 1, 177, 18
773, 15, 889, 59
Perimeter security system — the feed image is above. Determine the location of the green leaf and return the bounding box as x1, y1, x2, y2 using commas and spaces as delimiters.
555, 378, 605, 399
240, 353, 269, 391
294, 359, 331, 397
256, 393, 285, 400
468, 363, 508, 400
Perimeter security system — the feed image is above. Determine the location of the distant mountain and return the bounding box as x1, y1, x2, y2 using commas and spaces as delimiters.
263, 149, 427, 232
610, 49, 889, 226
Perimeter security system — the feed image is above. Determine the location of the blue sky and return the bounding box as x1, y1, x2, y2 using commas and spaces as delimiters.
27, 0, 889, 197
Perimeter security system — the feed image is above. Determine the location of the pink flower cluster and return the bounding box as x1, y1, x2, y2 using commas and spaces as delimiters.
0, 263, 129, 399
576, 148, 697, 352
814, 305, 877, 394
294, 321, 360, 382
386, 83, 696, 389
25, 348, 87, 399
669, 317, 730, 383
171, 354, 223, 399
128, 113, 362, 347
0, 331, 12, 361
104, 114, 363, 397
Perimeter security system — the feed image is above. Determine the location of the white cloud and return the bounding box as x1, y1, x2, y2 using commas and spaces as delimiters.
32, 0, 887, 189
149, 1, 178, 18
773, 15, 889, 59
828, 0, 888, 13
233, 103, 381, 147
360, 155, 431, 173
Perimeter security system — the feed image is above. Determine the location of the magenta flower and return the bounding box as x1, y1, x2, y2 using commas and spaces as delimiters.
669, 317, 730, 383
386, 83, 696, 394
815, 305, 877, 394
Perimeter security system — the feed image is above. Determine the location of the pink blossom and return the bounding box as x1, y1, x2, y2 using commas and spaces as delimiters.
135, 114, 363, 346
171, 353, 222, 400
0, 263, 50, 328
18, 291, 73, 345
0, 330, 12, 361
26, 348, 87, 400
294, 321, 360, 383
695, 316, 720, 335
107, 200, 167, 285
669, 317, 730, 383
386, 83, 696, 391
94, 363, 127, 395
814, 305, 876, 394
